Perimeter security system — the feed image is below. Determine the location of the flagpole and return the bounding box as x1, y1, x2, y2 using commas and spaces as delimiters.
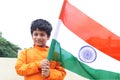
47, 0, 66, 60
53, 0, 67, 40
52, 19, 61, 40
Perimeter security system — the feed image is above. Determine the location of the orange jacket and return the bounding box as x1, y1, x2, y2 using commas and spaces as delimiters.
15, 45, 66, 80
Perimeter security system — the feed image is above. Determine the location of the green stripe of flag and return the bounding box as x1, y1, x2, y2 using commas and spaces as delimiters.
48, 39, 120, 80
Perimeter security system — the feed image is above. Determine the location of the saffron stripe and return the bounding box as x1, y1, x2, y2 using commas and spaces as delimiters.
59, 0, 120, 60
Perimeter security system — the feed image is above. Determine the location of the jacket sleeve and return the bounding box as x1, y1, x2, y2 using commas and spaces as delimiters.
44, 61, 66, 80
15, 49, 40, 76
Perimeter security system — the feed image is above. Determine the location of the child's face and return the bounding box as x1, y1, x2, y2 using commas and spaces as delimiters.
32, 28, 50, 47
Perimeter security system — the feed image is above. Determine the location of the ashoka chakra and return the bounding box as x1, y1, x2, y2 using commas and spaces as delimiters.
78, 45, 97, 63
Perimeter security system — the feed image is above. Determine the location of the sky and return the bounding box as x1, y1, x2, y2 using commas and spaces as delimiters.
0, 0, 120, 49
0, 0, 64, 49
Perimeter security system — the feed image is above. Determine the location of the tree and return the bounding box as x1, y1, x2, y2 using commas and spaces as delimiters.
0, 36, 21, 58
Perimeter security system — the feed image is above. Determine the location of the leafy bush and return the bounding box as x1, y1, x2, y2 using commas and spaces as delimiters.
0, 36, 21, 58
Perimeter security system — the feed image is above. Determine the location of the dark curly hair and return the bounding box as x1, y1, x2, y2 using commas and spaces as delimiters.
30, 19, 52, 37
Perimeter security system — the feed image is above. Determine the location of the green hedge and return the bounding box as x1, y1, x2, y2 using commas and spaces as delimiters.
0, 36, 21, 58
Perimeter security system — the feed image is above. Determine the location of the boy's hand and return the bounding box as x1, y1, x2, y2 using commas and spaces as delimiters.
40, 59, 50, 77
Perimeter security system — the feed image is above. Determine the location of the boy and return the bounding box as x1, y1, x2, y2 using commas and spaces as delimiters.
15, 19, 66, 80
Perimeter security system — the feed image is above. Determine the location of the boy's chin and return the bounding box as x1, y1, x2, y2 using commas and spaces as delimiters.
36, 44, 45, 47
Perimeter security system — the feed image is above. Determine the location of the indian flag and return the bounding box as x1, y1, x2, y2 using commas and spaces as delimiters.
48, 0, 120, 79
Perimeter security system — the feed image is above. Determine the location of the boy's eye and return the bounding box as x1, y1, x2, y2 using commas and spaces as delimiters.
40, 33, 45, 36
34, 33, 38, 36
33, 33, 45, 37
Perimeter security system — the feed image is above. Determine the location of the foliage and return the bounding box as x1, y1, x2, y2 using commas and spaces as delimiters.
0, 36, 21, 58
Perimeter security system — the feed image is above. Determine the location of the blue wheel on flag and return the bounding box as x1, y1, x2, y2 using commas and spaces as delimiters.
78, 45, 97, 63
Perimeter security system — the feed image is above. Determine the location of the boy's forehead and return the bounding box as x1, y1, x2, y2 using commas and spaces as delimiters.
33, 29, 47, 34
